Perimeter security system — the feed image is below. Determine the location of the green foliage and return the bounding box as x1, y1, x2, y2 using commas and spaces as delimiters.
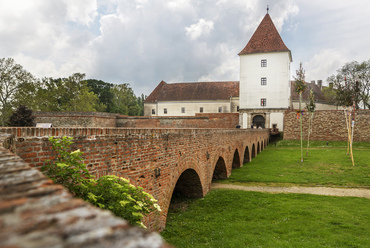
41, 136, 93, 198
306, 89, 316, 112
7, 105, 35, 127
41, 136, 160, 228
0, 57, 36, 126
327, 60, 370, 109
293, 62, 307, 94
86, 175, 161, 227
0, 57, 146, 125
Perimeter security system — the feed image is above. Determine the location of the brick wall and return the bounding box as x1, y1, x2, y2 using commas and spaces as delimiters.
117, 113, 239, 128
283, 110, 370, 142
0, 127, 269, 230
34, 111, 118, 127
34, 111, 239, 129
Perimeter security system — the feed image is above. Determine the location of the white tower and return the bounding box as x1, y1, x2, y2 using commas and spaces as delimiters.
239, 11, 292, 130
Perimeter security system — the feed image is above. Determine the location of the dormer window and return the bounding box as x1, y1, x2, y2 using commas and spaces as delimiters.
261, 59, 267, 67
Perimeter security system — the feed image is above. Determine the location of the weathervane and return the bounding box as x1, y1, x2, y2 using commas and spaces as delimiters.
267, 5, 269, 14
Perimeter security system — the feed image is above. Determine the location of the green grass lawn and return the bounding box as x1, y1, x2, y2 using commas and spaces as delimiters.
161, 140, 370, 247
221, 140, 370, 188
162, 190, 370, 248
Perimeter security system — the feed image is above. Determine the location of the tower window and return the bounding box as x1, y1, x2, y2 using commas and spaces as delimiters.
164, 108, 167, 114
218, 107, 223, 113
261, 59, 267, 67
152, 109, 155, 115
181, 107, 185, 113
261, 77, 267, 85
261, 98, 266, 106
200, 107, 203, 113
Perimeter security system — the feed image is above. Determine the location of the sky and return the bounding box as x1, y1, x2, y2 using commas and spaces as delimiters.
1, 0, 369, 96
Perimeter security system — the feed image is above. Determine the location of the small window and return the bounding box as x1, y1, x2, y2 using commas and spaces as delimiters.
152, 109, 155, 115
261, 98, 266, 106
261, 59, 267, 67
218, 107, 222, 113
237, 106, 239, 112
181, 107, 185, 113
261, 77, 267, 85
164, 108, 167, 114
200, 107, 203, 113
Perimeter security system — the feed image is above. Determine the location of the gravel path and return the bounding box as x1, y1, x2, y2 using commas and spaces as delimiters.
211, 183, 370, 199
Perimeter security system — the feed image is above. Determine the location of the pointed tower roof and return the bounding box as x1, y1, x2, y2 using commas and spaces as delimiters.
239, 14, 291, 56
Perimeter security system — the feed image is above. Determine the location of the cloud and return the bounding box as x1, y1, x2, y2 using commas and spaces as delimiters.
304, 49, 348, 84
2, 0, 368, 97
185, 19, 214, 40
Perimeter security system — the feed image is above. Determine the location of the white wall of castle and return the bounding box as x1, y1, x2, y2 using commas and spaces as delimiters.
239, 51, 291, 109
144, 98, 239, 116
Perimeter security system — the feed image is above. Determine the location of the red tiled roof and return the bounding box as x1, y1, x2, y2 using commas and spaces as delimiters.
145, 81, 239, 103
239, 14, 290, 55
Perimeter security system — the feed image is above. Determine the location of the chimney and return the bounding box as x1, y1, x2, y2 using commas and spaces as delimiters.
311, 80, 315, 85
317, 80, 322, 90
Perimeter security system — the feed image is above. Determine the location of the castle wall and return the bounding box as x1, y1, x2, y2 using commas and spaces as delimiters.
283, 110, 370, 142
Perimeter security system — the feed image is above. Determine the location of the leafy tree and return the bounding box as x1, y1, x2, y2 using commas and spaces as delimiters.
36, 73, 105, 112
327, 60, 370, 109
0, 58, 36, 126
294, 62, 307, 162
7, 105, 35, 127
110, 83, 140, 115
86, 79, 114, 112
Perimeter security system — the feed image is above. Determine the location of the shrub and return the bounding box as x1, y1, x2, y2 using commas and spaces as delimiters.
7, 105, 35, 127
41, 136, 160, 228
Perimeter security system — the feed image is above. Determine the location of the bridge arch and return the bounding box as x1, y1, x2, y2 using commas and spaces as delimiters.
171, 168, 203, 199
243, 145, 250, 163
212, 156, 227, 180
257, 141, 261, 154
232, 149, 241, 169
252, 143, 256, 158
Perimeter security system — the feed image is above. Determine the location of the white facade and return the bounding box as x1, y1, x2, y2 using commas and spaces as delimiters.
239, 51, 291, 130
144, 98, 239, 116
239, 52, 291, 109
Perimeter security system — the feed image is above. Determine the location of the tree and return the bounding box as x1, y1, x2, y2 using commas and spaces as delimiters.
305, 89, 316, 156
294, 62, 307, 162
36, 73, 105, 112
86, 79, 114, 112
0, 58, 36, 126
110, 83, 140, 115
327, 60, 370, 109
7, 105, 35, 127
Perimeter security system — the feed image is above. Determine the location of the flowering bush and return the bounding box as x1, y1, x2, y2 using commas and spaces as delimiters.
41, 136, 160, 228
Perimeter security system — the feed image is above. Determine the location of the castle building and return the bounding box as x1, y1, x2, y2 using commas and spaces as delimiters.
144, 11, 333, 130
238, 12, 292, 130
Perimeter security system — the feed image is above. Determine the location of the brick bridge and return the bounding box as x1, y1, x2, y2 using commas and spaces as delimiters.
1, 127, 269, 230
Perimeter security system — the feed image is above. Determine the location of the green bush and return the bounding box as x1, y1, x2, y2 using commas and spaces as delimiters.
41, 136, 160, 228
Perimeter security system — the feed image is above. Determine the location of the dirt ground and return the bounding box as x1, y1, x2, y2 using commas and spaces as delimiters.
211, 183, 370, 199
